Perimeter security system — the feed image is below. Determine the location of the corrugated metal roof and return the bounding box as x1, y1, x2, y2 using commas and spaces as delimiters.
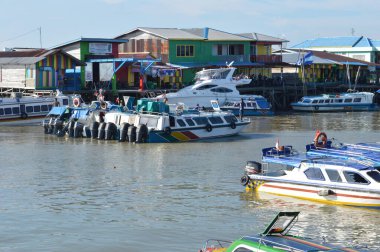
50, 38, 129, 50
292, 36, 372, 48
0, 57, 44, 65
183, 28, 251, 41
137, 27, 202, 40
238, 32, 288, 43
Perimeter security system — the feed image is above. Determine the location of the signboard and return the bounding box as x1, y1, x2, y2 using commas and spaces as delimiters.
89, 43, 112, 54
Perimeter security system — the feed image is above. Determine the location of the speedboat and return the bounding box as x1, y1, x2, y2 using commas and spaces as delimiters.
291, 91, 376, 112
220, 97, 273, 116
199, 211, 363, 252
155, 66, 268, 108
65, 99, 250, 143
306, 132, 380, 165
0, 90, 72, 124
240, 144, 380, 208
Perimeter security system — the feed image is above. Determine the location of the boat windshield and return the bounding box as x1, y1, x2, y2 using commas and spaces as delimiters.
367, 170, 380, 183
195, 69, 231, 81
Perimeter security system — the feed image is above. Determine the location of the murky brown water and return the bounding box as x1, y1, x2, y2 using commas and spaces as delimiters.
0, 111, 379, 251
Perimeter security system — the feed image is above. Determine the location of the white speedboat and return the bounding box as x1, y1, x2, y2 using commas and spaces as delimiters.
155, 67, 264, 108
220, 97, 273, 116
241, 145, 380, 209
0, 91, 73, 125
291, 91, 376, 112
63, 99, 250, 143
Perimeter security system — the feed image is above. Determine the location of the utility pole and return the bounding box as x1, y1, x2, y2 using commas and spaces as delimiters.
39, 27, 42, 48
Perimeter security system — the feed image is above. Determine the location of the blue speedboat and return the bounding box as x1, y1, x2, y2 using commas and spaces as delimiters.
220, 96, 273, 116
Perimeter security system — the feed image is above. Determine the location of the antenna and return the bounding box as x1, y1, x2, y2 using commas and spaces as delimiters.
351, 28, 355, 36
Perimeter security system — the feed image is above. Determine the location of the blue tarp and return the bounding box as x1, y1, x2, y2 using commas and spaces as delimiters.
47, 106, 67, 116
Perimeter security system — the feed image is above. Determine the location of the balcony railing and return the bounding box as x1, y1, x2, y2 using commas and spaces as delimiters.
251, 55, 282, 64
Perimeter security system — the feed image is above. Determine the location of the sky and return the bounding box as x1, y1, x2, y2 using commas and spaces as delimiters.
1, 0, 379, 50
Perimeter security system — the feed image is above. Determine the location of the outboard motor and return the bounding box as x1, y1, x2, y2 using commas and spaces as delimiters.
97, 122, 106, 140
245, 161, 262, 174
105, 122, 117, 140
53, 119, 64, 135
67, 120, 76, 138
73, 121, 84, 138
136, 124, 148, 143
90, 121, 99, 139
127, 125, 137, 143
119, 123, 130, 142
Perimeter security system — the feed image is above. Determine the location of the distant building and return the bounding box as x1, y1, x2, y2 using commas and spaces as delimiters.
291, 36, 380, 64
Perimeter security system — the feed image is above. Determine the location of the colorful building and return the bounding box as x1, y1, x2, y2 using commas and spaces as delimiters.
115, 27, 287, 88
0, 48, 85, 91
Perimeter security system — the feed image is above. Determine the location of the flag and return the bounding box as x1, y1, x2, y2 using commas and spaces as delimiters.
296, 51, 313, 66
275, 138, 279, 150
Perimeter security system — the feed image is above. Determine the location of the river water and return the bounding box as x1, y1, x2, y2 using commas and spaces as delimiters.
1, 112, 380, 252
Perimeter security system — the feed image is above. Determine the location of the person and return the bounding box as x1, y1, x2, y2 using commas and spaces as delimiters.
53, 98, 60, 107
239, 98, 245, 120
195, 103, 200, 110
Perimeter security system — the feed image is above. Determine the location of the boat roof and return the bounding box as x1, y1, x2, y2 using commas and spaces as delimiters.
262, 146, 374, 170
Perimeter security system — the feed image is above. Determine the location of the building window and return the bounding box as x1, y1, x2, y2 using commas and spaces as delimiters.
213, 44, 244, 56
176, 45, 194, 57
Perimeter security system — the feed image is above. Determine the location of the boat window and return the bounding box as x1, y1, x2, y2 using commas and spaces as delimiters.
195, 84, 218, 90
234, 103, 239, 107
343, 171, 369, 184
334, 99, 343, 103
210, 87, 233, 93
176, 119, 186, 127
367, 171, 380, 183
325, 169, 342, 182
353, 98, 361, 102
185, 118, 195, 126
208, 116, 223, 124
62, 99, 69, 106
304, 168, 325, 181
4, 108, 12, 115
0, 108, 3, 115
12, 107, 20, 114
232, 247, 254, 252
312, 100, 318, 104
41, 105, 49, 111
302, 99, 311, 103
193, 117, 209, 125
34, 106, 41, 112
48, 105, 53, 110
318, 100, 324, 104
344, 98, 352, 103
324, 99, 330, 103
224, 115, 238, 123
26, 106, 33, 113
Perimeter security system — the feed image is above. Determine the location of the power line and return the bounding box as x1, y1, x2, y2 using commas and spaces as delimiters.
0, 27, 41, 45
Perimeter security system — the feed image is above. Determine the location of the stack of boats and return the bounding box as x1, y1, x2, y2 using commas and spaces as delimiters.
43, 98, 250, 143
241, 131, 380, 209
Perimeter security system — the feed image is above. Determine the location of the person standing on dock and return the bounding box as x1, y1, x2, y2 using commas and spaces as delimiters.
239, 98, 245, 120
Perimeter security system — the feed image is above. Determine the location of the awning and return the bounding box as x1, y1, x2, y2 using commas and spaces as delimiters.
166, 61, 264, 69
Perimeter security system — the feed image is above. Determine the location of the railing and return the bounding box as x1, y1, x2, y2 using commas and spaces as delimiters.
251, 55, 282, 64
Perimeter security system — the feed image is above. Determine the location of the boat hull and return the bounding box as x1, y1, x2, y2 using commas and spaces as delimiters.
291, 103, 377, 112
251, 180, 380, 208
147, 122, 249, 143
220, 108, 274, 116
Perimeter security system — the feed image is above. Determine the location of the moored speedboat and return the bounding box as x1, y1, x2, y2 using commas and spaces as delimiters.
291, 91, 376, 112
155, 66, 268, 108
220, 96, 273, 116
199, 211, 363, 252
241, 144, 380, 208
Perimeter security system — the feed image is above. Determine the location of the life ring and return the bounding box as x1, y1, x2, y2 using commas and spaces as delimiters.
230, 122, 236, 129
314, 132, 327, 148
205, 123, 213, 132
164, 126, 171, 135
20, 112, 28, 119
73, 97, 81, 107
100, 102, 107, 110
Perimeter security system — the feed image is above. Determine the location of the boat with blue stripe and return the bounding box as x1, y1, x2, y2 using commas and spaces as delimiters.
220, 96, 274, 116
